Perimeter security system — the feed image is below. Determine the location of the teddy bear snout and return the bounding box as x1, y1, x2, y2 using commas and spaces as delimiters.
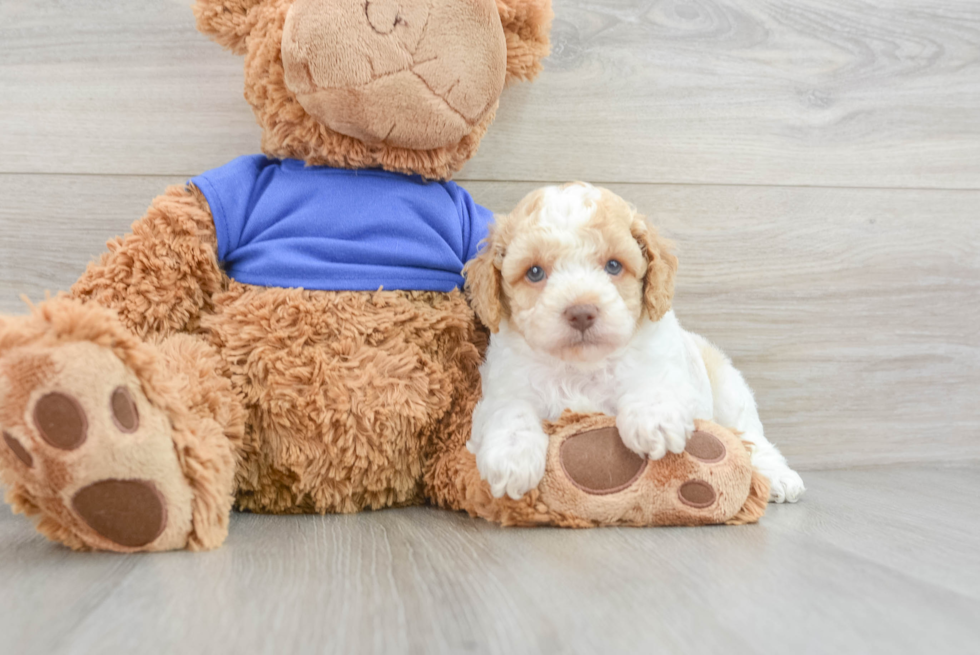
281, 0, 507, 151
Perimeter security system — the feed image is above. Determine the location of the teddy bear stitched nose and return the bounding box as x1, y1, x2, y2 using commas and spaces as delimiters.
564, 305, 598, 332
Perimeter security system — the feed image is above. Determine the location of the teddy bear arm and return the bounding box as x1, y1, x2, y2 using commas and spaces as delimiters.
70, 184, 225, 339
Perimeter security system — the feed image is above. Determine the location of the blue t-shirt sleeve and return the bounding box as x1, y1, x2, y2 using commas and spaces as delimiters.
190, 155, 268, 263
448, 182, 495, 263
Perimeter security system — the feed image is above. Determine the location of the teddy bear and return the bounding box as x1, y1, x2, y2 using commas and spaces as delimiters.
0, 0, 765, 553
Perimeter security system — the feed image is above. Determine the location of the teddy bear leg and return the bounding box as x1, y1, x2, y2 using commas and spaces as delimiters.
200, 286, 485, 515
450, 413, 769, 527
0, 297, 242, 552
544, 416, 770, 526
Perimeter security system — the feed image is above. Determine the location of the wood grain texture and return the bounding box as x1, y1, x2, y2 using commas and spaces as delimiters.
2, 175, 976, 469
0, 465, 978, 655
1, 0, 979, 187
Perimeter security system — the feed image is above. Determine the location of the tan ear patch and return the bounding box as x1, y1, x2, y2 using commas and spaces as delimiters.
630, 215, 678, 322
464, 237, 506, 332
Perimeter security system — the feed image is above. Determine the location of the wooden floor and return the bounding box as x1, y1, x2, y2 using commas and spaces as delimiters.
1, 1, 979, 653
1, 464, 978, 655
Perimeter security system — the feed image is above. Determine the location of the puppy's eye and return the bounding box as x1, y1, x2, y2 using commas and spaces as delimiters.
526, 265, 547, 283
604, 260, 623, 275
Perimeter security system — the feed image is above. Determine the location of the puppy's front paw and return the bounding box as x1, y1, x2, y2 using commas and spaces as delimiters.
761, 466, 806, 503
617, 400, 694, 460
751, 446, 806, 503
475, 426, 548, 500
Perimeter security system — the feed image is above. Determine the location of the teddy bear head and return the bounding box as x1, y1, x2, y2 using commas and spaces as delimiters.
194, 0, 553, 180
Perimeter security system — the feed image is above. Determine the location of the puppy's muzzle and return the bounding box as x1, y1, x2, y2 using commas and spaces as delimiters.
564, 304, 598, 332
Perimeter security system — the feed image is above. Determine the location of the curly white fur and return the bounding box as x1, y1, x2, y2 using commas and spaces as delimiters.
466, 183, 805, 503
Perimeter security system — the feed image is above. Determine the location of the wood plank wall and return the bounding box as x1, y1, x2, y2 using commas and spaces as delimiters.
1, 0, 978, 469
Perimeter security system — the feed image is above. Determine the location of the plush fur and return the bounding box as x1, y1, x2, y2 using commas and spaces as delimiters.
449, 412, 771, 527
0, 0, 552, 552
281, 0, 507, 150
205, 283, 486, 514
0, 297, 240, 551
465, 184, 805, 503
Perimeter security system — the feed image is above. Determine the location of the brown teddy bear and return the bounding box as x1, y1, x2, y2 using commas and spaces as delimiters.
0, 0, 765, 553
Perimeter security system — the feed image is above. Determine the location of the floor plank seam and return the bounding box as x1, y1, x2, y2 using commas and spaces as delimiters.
2, 171, 980, 194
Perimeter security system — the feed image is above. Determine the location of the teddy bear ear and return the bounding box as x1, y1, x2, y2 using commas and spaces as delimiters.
496, 0, 554, 84
193, 0, 264, 55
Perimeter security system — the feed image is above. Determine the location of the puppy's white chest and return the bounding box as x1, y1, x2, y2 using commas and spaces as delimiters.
530, 365, 619, 420
561, 394, 603, 415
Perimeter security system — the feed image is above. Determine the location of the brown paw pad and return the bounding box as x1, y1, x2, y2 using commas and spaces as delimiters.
110, 386, 139, 433
678, 480, 717, 508
33, 392, 87, 450
3, 430, 33, 467
685, 430, 726, 463
72, 479, 167, 548
560, 427, 647, 495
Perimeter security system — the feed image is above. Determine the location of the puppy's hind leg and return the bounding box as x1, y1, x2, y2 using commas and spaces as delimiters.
695, 336, 805, 503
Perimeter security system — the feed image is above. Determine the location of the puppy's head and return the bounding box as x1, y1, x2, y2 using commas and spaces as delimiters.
465, 183, 677, 363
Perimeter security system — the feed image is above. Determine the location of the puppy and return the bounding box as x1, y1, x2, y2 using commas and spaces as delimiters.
464, 183, 805, 503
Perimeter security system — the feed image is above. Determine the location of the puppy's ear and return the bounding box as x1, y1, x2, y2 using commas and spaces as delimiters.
193, 0, 264, 55
631, 213, 678, 322
496, 0, 554, 84
464, 226, 506, 332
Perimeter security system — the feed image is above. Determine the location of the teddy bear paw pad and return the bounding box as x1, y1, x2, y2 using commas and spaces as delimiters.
677, 480, 717, 508
3, 430, 34, 467
525, 414, 760, 526
0, 341, 194, 551
72, 479, 167, 548
684, 430, 726, 463
33, 391, 88, 450
559, 426, 647, 495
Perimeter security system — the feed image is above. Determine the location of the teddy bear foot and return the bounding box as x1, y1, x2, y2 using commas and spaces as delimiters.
545, 414, 769, 526
0, 299, 237, 551
0, 339, 195, 551
457, 412, 769, 528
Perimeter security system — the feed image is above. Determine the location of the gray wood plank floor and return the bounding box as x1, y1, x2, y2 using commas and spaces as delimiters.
1, 464, 978, 655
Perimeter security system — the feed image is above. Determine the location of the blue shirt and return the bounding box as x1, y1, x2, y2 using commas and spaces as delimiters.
190, 155, 494, 292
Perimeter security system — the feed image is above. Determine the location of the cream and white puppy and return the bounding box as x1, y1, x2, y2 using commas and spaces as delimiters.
464, 183, 805, 504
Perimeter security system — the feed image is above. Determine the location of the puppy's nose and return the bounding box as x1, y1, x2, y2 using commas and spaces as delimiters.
564, 304, 598, 332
